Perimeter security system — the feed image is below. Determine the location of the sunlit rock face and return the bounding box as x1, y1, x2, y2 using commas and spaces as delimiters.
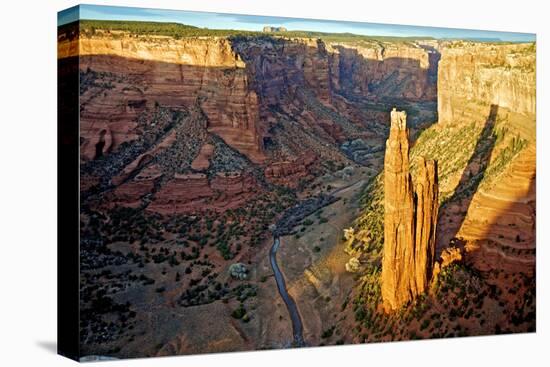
437, 42, 536, 124
435, 41, 536, 276
414, 157, 439, 295
60, 30, 441, 166
60, 35, 265, 162
382, 109, 438, 312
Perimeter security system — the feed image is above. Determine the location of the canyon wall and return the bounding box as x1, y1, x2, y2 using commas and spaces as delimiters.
230, 37, 332, 109
264, 152, 316, 188
329, 42, 438, 101
382, 109, 438, 312
146, 171, 257, 214
232, 37, 438, 108
438, 42, 536, 124
435, 41, 536, 276
59, 29, 441, 166
59, 34, 265, 162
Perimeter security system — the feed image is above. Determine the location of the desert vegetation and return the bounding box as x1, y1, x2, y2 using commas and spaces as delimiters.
60, 16, 535, 358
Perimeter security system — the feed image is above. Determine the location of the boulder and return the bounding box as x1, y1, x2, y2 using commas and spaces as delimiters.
345, 257, 361, 273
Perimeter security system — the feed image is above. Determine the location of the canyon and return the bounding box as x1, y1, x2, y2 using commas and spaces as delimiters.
347, 39, 535, 341
59, 19, 536, 358
60, 27, 439, 165
58, 23, 444, 216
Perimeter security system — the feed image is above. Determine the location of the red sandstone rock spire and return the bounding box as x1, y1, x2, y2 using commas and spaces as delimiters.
382, 109, 416, 311
414, 157, 439, 295
381, 109, 438, 312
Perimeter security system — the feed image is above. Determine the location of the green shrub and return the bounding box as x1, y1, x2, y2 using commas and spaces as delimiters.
303, 219, 314, 226
321, 326, 335, 339
231, 304, 246, 319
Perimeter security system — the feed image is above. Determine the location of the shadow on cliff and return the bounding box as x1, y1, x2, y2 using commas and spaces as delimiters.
222, 36, 440, 173
438, 104, 499, 252
331, 43, 439, 133
76, 53, 266, 202
78, 37, 443, 200
332, 45, 439, 103
227, 36, 440, 166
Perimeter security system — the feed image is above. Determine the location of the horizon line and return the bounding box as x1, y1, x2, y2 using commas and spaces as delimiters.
58, 4, 536, 43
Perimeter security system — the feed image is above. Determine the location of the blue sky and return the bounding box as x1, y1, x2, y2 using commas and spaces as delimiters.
58, 4, 535, 42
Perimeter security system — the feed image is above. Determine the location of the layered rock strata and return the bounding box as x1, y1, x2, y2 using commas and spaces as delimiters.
456, 145, 536, 276
381, 109, 438, 312
59, 28, 441, 166
438, 42, 536, 124
330, 42, 438, 101
60, 34, 265, 162
147, 171, 256, 214
414, 157, 439, 294
232, 37, 437, 109
264, 153, 316, 188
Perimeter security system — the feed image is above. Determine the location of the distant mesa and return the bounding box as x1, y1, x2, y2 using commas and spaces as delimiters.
381, 109, 439, 312
262, 26, 288, 33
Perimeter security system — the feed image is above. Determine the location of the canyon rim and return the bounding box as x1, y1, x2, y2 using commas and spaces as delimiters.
58, 4, 536, 361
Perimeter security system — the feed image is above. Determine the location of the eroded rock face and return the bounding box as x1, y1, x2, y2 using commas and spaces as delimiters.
456, 145, 536, 276
330, 43, 438, 101
264, 153, 316, 188
414, 157, 439, 294
60, 35, 265, 162
232, 37, 437, 111
111, 164, 163, 207
60, 28, 445, 216
382, 109, 416, 312
231, 38, 333, 107
381, 109, 438, 312
434, 41, 536, 276
60, 31, 441, 166
147, 171, 256, 215
438, 42, 536, 124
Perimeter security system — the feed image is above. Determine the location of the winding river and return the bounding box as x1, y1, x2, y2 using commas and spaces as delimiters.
268, 179, 365, 347
269, 236, 305, 347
